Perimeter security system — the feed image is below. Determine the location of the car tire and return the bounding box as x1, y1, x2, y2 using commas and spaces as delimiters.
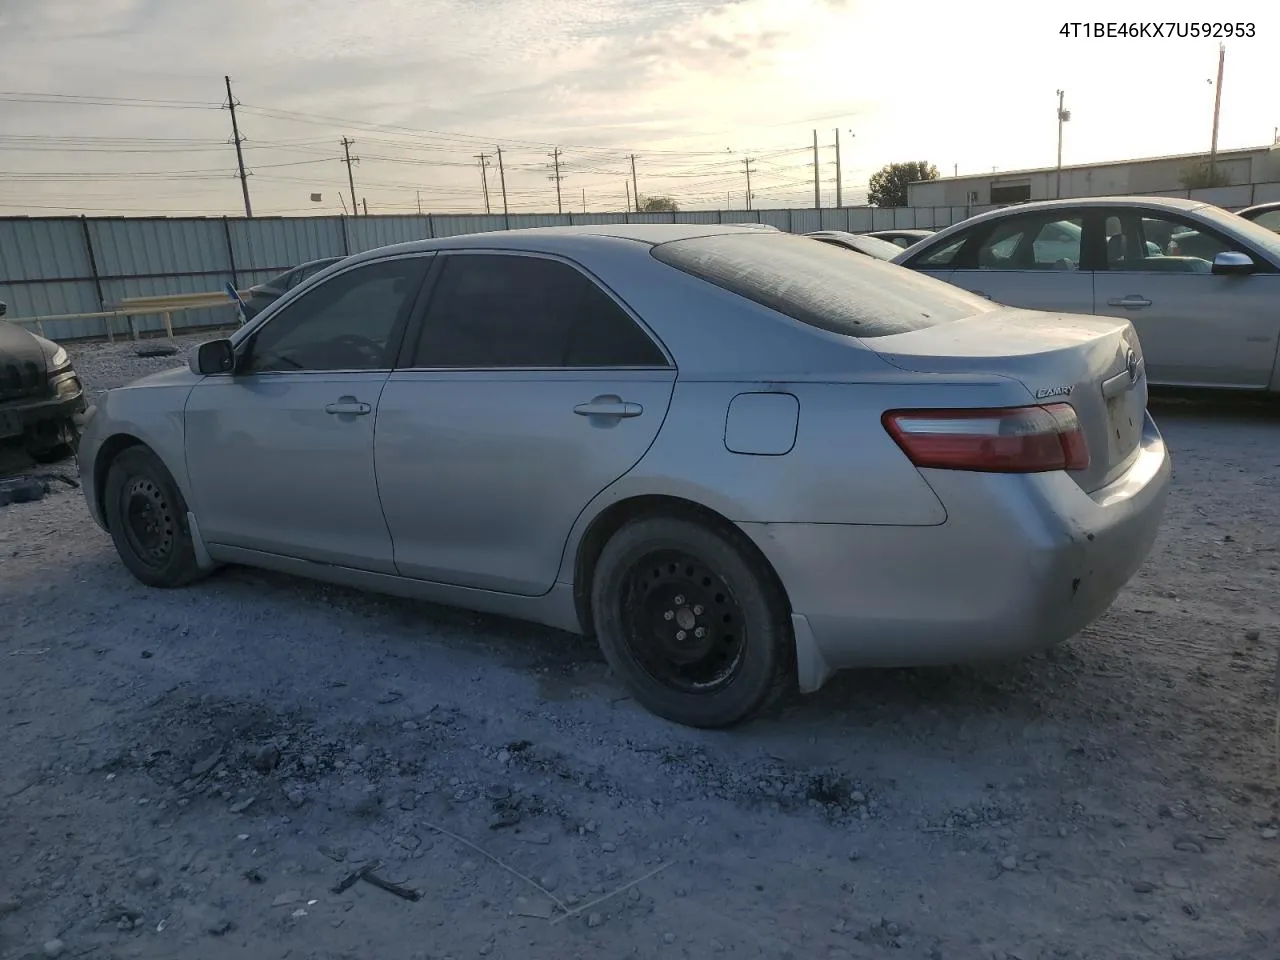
103, 446, 206, 588
591, 515, 793, 728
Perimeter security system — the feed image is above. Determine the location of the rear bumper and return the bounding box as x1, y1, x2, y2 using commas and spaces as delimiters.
740, 412, 1171, 691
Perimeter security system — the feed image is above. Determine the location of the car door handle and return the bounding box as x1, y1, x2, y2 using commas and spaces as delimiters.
324, 397, 371, 416
573, 396, 644, 419
1106, 296, 1152, 308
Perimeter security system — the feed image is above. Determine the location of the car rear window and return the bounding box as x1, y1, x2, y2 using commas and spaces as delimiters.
650, 232, 995, 338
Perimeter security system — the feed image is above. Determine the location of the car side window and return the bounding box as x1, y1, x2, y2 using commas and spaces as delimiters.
410, 254, 667, 369
243, 257, 428, 374
1104, 213, 1239, 273
1253, 210, 1280, 233
974, 215, 1083, 270
914, 235, 966, 267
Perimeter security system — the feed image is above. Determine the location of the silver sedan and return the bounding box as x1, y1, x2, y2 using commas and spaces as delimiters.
892, 196, 1280, 392
77, 225, 1171, 727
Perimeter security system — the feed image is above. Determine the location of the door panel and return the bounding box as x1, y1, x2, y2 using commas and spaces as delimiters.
375, 370, 675, 595
185, 372, 396, 570
1093, 273, 1280, 388
948, 211, 1094, 314
1095, 210, 1280, 388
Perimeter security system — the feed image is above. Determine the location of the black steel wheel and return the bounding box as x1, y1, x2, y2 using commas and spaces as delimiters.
103, 446, 206, 588
591, 515, 793, 728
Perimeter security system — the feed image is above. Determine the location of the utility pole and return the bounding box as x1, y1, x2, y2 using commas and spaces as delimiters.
813, 130, 821, 208
1055, 90, 1071, 199
834, 128, 843, 208
416, 190, 422, 215
475, 152, 492, 214
495, 146, 509, 217
1209, 44, 1225, 178
548, 148, 563, 214
630, 154, 640, 212
582, 188, 587, 213
625, 181, 631, 212
743, 158, 754, 212
341, 138, 359, 216
362, 198, 368, 216
224, 76, 253, 218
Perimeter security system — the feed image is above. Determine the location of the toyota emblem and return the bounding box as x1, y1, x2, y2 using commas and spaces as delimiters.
1125, 349, 1139, 383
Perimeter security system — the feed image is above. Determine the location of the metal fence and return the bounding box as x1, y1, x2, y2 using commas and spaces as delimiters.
0, 205, 984, 341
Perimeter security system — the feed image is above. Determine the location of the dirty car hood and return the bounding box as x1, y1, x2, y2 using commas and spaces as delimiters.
0, 320, 47, 374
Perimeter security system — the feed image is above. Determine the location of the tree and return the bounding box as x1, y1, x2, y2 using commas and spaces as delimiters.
1179, 160, 1230, 189
638, 195, 679, 213
867, 161, 940, 207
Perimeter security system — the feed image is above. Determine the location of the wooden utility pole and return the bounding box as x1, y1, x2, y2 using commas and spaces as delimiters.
495, 146, 509, 217
548, 148, 563, 214
743, 158, 754, 211
224, 76, 252, 218
361, 198, 368, 216
834, 128, 842, 208
475, 153, 492, 214
630, 154, 640, 212
1209, 44, 1225, 177
341, 138, 359, 216
416, 190, 422, 215
625, 181, 631, 212
813, 130, 820, 208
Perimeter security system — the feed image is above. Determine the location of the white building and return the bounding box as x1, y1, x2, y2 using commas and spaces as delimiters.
907, 144, 1280, 209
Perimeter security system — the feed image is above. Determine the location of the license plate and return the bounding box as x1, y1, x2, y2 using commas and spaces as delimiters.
1105, 394, 1142, 461
0, 409, 21, 439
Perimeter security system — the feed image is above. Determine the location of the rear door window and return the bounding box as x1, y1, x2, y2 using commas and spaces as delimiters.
651, 231, 994, 338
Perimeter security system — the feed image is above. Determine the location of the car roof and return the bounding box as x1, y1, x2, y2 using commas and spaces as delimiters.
1238, 200, 1280, 215
339, 223, 779, 264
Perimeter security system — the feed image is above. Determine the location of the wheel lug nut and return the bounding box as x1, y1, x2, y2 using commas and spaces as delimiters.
675, 630, 687, 641
694, 627, 706, 638
663, 610, 674, 621
673, 594, 685, 605
693, 605, 704, 615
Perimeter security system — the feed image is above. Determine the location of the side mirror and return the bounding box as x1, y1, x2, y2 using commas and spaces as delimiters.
190, 339, 236, 375
1211, 251, 1255, 276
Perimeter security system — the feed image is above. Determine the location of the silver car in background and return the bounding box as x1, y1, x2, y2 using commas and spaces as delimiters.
77, 225, 1170, 727
893, 197, 1280, 392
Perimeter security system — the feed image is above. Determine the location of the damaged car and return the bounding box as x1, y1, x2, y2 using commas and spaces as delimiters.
0, 301, 87, 463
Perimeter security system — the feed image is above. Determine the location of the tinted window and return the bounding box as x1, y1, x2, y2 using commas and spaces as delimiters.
913, 235, 966, 266
244, 257, 428, 373
652, 232, 994, 339
411, 254, 667, 368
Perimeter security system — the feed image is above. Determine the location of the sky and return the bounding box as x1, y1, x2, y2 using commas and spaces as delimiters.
0, 0, 1276, 217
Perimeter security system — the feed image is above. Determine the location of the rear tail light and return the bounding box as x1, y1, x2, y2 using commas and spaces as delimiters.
882, 403, 1090, 473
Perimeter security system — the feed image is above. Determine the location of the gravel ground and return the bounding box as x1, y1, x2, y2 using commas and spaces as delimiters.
1, 338, 1278, 960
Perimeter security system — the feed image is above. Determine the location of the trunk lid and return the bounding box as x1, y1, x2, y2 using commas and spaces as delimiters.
864, 307, 1147, 493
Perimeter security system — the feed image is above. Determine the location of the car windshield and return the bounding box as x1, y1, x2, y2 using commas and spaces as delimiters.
1194, 205, 1280, 263
652, 231, 995, 338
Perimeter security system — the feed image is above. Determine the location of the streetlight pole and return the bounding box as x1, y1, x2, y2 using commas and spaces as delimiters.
1055, 90, 1071, 200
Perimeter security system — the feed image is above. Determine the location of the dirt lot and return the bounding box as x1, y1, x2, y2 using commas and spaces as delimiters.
1, 337, 1278, 960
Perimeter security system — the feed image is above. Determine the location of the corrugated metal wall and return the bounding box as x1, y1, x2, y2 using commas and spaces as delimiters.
3, 190, 1270, 341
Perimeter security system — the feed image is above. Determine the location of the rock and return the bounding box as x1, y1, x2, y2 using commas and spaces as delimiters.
399, 792, 418, 811
587, 912, 603, 928
601, 842, 617, 853
1131, 880, 1156, 893
0, 476, 49, 507
1173, 838, 1203, 854
135, 867, 159, 889
207, 917, 234, 936
849, 791, 866, 804
190, 748, 222, 778
628, 887, 641, 902
402, 721, 419, 733
539, 874, 558, 892
514, 897, 555, 919
42, 939, 66, 959
350, 745, 370, 764
711, 939, 725, 953
663, 932, 676, 944
1244, 629, 1262, 643
999, 856, 1018, 872
1261, 828, 1279, 840
285, 787, 308, 808
518, 831, 551, 845
252, 745, 281, 773
486, 783, 511, 801
136, 344, 179, 358
229, 796, 256, 814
